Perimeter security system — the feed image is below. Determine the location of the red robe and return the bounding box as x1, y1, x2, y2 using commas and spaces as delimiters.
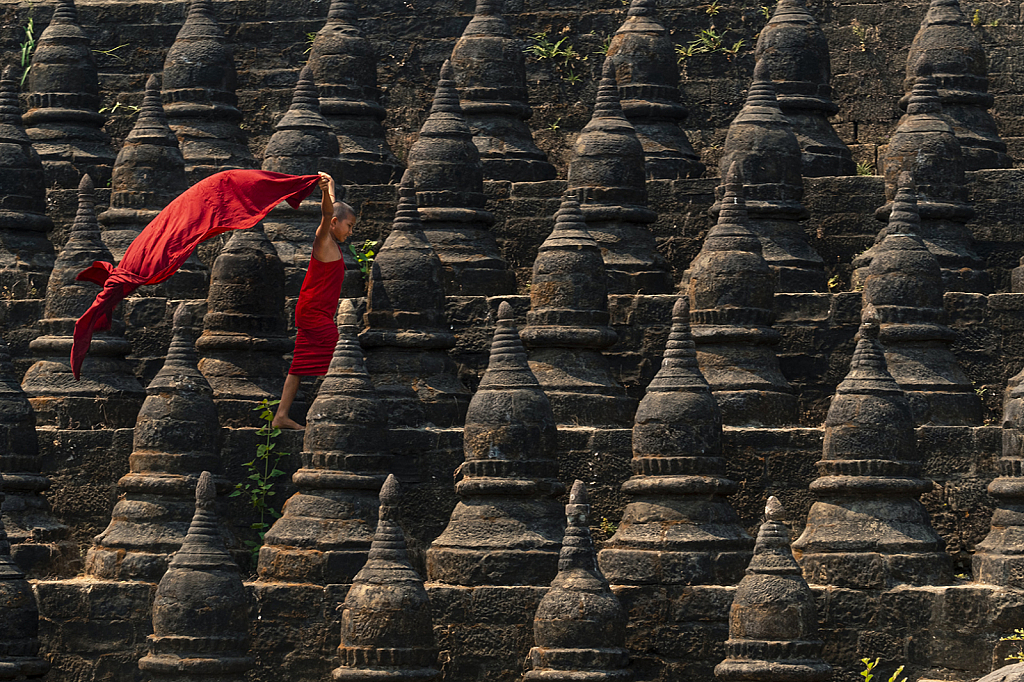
72, 170, 320, 379
289, 250, 346, 376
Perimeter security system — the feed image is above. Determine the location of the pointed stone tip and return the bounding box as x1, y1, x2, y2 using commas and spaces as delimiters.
381, 474, 400, 505
753, 58, 771, 83
672, 295, 688, 320
857, 319, 880, 341
726, 161, 743, 186
145, 73, 160, 92
339, 297, 357, 317
172, 302, 193, 329
298, 63, 313, 83
765, 495, 785, 521
569, 480, 587, 505
440, 59, 454, 81
196, 471, 214, 505
79, 174, 94, 193
898, 171, 916, 193
601, 58, 615, 81
399, 168, 414, 190
497, 300, 514, 322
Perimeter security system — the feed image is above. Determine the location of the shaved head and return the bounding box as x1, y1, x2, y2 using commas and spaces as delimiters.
333, 201, 355, 222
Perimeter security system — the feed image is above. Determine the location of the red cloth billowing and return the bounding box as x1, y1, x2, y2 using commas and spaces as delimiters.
289, 252, 346, 377
72, 170, 320, 379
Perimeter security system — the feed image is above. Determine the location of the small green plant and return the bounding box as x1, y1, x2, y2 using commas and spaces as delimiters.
861, 658, 908, 682
93, 43, 130, 63
705, 0, 722, 16
972, 8, 982, 27
593, 34, 614, 57
348, 239, 379, 278
599, 517, 617, 536
1001, 628, 1024, 662
827, 274, 842, 293
230, 399, 289, 564
547, 117, 561, 132
975, 384, 989, 398
851, 21, 869, 51
524, 31, 586, 83
759, 4, 772, 20
19, 18, 36, 88
563, 69, 582, 84
856, 160, 874, 176
304, 31, 317, 55
98, 101, 141, 115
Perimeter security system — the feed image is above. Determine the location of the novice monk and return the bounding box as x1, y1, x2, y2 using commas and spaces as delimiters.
273, 172, 355, 429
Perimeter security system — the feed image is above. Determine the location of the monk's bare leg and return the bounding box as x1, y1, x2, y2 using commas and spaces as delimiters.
273, 373, 304, 430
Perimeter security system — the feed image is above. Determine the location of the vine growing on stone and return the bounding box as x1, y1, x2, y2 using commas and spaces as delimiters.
19, 18, 35, 88
230, 398, 288, 565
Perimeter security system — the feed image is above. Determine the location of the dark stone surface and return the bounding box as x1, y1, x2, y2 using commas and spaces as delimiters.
567, 60, 671, 295
21, 175, 145, 430
526, 481, 631, 682
712, 59, 825, 293
259, 299, 392, 584
449, 0, 556, 183
195, 224, 291, 427
0, 65, 54, 303
428, 301, 564, 586
754, 0, 855, 178
359, 170, 470, 428
863, 74, 991, 293
21, 0, 113, 189
861, 172, 982, 426
0, 327, 76, 579
520, 193, 636, 428
161, 0, 255, 184
0, 475, 50, 679
974, 357, 1024, 586
599, 296, 752, 586
715, 497, 830, 682
333, 475, 440, 682
137, 471, 253, 682
86, 303, 227, 582
406, 60, 516, 298
307, 0, 402, 186
902, 0, 1010, 172
605, 0, 703, 181
688, 163, 797, 427
792, 320, 953, 588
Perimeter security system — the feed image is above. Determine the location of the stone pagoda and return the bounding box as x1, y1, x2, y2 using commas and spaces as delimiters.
0, 65, 54, 301
605, 0, 704, 180
715, 497, 831, 682
86, 304, 224, 582
861, 74, 989, 293
688, 163, 797, 427
598, 296, 752, 586
902, 0, 1010, 171
861, 172, 981, 426
428, 301, 565, 586
973, 363, 1024, 586
792, 320, 952, 587
0, 475, 49, 680
406, 60, 516, 297
307, 0, 402, 185
261, 65, 362, 302
754, 0, 855, 177
568, 59, 671, 295
449, 0, 557, 182
333, 475, 440, 682
520, 193, 635, 428
161, 0, 255, 183
22, 175, 145, 430
0, 329, 76, 579
259, 300, 393, 584
22, 0, 113, 189
712, 59, 825, 293
359, 170, 470, 428
98, 74, 205, 299
524, 481, 631, 682
137, 471, 253, 682
195, 224, 291, 427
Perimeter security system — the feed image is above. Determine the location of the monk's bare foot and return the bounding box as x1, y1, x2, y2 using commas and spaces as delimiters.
272, 416, 304, 430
